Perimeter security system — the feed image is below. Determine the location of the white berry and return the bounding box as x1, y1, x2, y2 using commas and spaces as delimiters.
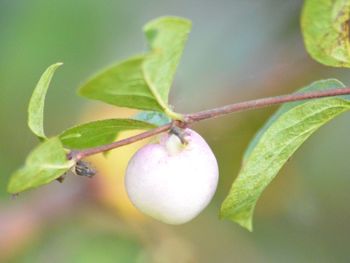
125, 128, 219, 224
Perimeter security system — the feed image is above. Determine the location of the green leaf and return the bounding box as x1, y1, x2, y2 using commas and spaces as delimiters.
133, 111, 171, 126
243, 79, 350, 160
28, 63, 63, 140
220, 79, 350, 231
143, 16, 191, 119
79, 56, 164, 112
301, 0, 350, 67
7, 137, 73, 194
79, 17, 190, 120
59, 119, 156, 149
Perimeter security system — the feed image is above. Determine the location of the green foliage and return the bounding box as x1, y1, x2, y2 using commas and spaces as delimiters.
79, 56, 165, 112
7, 137, 73, 194
12, 221, 144, 263
59, 119, 156, 149
28, 63, 63, 140
302, 0, 350, 67
143, 17, 191, 118
243, 79, 350, 160
7, 10, 350, 233
7, 16, 193, 193
79, 16, 191, 120
133, 111, 171, 126
220, 79, 350, 231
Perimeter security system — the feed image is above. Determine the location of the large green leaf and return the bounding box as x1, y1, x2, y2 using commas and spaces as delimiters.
79, 56, 164, 112
7, 137, 73, 194
59, 119, 156, 149
302, 0, 350, 67
28, 63, 63, 140
79, 17, 190, 120
143, 16, 191, 118
220, 79, 350, 231
243, 79, 350, 160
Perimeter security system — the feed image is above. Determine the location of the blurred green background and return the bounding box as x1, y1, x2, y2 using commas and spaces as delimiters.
2, 0, 350, 262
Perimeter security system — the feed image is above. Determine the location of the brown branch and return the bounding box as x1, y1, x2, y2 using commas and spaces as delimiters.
71, 122, 173, 160
185, 87, 350, 122
72, 87, 350, 160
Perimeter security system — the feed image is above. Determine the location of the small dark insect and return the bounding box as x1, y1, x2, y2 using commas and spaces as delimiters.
74, 160, 96, 177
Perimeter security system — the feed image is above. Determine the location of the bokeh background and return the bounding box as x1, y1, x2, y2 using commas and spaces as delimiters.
1, 0, 350, 262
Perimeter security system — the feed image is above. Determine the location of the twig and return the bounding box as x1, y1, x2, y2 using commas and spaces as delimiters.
71, 123, 173, 160
71, 87, 350, 160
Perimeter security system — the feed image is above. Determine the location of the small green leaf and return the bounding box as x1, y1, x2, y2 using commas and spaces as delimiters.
133, 111, 171, 126
220, 79, 350, 231
7, 137, 73, 194
301, 0, 350, 67
143, 16, 191, 119
59, 119, 156, 149
79, 56, 164, 112
28, 63, 63, 140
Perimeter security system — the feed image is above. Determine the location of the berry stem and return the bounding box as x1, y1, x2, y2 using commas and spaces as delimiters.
71, 87, 350, 160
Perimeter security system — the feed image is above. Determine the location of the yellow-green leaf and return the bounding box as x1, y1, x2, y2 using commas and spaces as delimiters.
59, 119, 156, 149
7, 137, 73, 194
143, 16, 191, 118
302, 0, 350, 67
220, 79, 350, 231
79, 56, 164, 112
28, 63, 63, 139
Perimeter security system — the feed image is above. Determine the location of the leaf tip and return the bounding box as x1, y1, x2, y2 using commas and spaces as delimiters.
48, 62, 64, 72
236, 218, 253, 232
219, 210, 254, 232
6, 180, 16, 194
28, 62, 64, 139
220, 200, 254, 232
6, 170, 23, 194
143, 16, 192, 32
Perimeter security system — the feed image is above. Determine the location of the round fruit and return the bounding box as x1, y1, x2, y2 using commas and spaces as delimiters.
125, 128, 219, 224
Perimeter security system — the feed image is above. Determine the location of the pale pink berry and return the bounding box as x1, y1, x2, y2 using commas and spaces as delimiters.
125, 128, 219, 224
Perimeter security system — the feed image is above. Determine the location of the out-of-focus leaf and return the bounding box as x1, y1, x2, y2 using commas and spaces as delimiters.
301, 0, 350, 67
28, 63, 63, 139
143, 16, 191, 118
7, 137, 73, 194
220, 79, 350, 231
12, 222, 145, 263
79, 56, 164, 112
59, 119, 155, 149
133, 111, 171, 126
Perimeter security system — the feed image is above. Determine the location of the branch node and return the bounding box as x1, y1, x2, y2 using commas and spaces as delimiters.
169, 125, 189, 145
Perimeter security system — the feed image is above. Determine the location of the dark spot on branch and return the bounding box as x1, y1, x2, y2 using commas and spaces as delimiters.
74, 160, 96, 178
